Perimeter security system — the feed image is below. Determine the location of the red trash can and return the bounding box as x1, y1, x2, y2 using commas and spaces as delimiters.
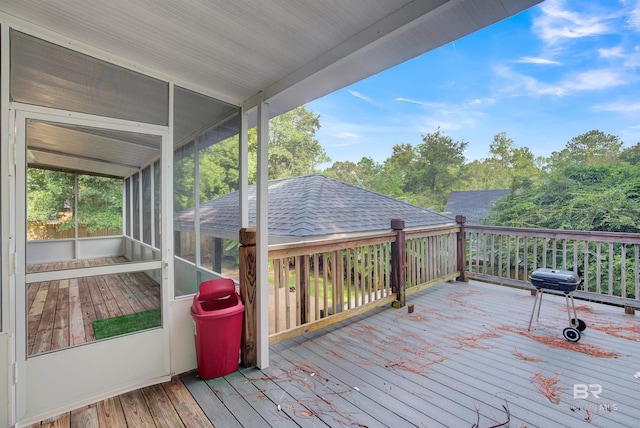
191, 278, 244, 380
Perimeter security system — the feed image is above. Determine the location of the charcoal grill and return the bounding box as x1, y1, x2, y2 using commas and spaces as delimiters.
528, 268, 586, 342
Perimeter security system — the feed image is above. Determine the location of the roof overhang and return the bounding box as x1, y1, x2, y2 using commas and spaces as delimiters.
1, 0, 541, 118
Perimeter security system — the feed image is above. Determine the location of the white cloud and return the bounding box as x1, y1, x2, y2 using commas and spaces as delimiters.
630, 2, 640, 31
533, 0, 612, 45
396, 97, 494, 112
348, 90, 373, 103
495, 65, 629, 97
598, 46, 625, 58
395, 97, 428, 106
517, 56, 561, 65
564, 69, 628, 91
592, 102, 640, 113
335, 132, 359, 139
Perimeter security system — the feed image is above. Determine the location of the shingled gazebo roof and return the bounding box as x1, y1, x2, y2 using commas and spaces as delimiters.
445, 189, 509, 225
176, 174, 455, 243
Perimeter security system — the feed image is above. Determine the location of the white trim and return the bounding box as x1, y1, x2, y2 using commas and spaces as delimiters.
14, 109, 27, 421
18, 330, 170, 427
14, 110, 172, 423
121, 180, 127, 237
1, 20, 16, 426
150, 162, 156, 248
0, 13, 242, 108
128, 176, 134, 241
25, 261, 162, 284
10, 103, 168, 136
256, 95, 269, 369
239, 108, 249, 229
137, 172, 143, 243
162, 83, 174, 374
194, 137, 201, 266
74, 175, 79, 259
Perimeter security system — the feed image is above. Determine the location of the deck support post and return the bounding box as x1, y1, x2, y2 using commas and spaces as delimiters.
239, 227, 257, 367
391, 218, 406, 308
456, 215, 468, 282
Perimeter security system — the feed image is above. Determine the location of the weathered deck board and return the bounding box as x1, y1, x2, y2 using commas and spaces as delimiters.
26, 258, 161, 356
141, 384, 184, 427
96, 397, 127, 428
69, 405, 98, 428
161, 377, 214, 428
29, 280, 640, 427
181, 372, 243, 428
119, 389, 156, 427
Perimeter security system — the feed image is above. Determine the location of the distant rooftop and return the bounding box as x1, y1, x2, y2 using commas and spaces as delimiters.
176, 174, 455, 243
445, 190, 509, 225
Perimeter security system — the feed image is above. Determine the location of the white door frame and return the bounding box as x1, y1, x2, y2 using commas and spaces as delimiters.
12, 107, 173, 425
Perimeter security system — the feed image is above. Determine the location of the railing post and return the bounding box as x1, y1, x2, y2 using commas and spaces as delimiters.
239, 227, 256, 367
391, 218, 406, 308
456, 215, 468, 282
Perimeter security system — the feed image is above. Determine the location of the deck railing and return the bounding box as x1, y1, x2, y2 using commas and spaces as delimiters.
238, 218, 640, 366
405, 225, 459, 292
464, 225, 640, 309
241, 221, 460, 347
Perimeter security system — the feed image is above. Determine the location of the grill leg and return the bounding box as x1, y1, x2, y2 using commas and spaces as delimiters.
565, 293, 573, 327
537, 290, 544, 322
528, 289, 542, 331
570, 293, 578, 323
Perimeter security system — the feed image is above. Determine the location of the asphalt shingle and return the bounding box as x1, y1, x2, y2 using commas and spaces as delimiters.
445, 189, 509, 225
176, 174, 454, 239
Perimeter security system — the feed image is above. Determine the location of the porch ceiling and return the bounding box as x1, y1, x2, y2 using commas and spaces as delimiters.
1, 0, 541, 116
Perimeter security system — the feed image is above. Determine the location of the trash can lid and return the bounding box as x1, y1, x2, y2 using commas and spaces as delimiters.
198, 278, 236, 301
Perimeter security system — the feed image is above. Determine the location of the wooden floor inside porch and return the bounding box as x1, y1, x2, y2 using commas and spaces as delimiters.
27, 257, 161, 356
29, 280, 640, 427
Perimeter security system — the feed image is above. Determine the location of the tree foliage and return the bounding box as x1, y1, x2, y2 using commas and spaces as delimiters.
405, 128, 467, 196
249, 105, 329, 180
548, 130, 623, 168
27, 169, 122, 233
27, 102, 640, 237
486, 132, 640, 232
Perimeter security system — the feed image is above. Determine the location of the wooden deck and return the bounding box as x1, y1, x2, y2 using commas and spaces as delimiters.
27, 258, 161, 356
30, 280, 640, 427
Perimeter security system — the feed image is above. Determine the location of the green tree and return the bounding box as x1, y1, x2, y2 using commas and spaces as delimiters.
549, 130, 623, 168
384, 143, 416, 176
27, 169, 75, 225
404, 128, 467, 205
27, 169, 122, 233
199, 135, 240, 202
620, 142, 640, 165
253, 105, 330, 179
77, 175, 122, 232
323, 161, 360, 185
487, 164, 640, 233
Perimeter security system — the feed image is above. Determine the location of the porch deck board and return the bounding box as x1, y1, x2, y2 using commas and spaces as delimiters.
31, 280, 640, 427
26, 258, 161, 356
181, 372, 244, 428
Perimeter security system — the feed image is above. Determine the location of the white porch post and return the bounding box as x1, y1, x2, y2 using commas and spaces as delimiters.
239, 108, 249, 228
256, 94, 269, 368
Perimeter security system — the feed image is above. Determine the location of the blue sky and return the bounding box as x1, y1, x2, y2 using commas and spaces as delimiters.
308, 0, 640, 165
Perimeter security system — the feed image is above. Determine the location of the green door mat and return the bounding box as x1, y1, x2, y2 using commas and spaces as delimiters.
93, 309, 161, 340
